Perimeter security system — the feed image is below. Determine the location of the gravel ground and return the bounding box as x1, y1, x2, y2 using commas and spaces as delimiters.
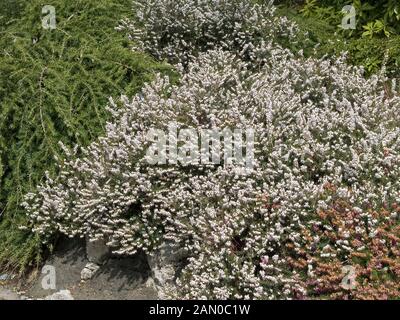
0, 287, 21, 300
0, 238, 157, 300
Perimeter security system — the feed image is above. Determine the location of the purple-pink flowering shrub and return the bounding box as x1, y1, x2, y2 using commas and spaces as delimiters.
283, 190, 400, 300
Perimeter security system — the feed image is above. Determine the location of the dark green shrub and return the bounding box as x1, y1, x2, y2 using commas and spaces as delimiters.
296, 0, 400, 37
277, 2, 400, 77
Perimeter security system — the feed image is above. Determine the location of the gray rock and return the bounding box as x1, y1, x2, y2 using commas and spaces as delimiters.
86, 237, 110, 265
151, 265, 176, 287
81, 262, 100, 281
144, 277, 157, 291
147, 242, 187, 270
147, 242, 187, 295
44, 289, 74, 300
0, 274, 9, 281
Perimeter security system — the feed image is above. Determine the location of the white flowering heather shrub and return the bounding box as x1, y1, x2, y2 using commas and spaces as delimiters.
117, 0, 298, 66
23, 47, 400, 299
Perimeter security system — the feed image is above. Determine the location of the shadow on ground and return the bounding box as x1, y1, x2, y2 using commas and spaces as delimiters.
26, 237, 157, 300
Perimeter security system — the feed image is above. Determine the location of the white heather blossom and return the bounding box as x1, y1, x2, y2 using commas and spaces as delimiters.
117, 0, 298, 66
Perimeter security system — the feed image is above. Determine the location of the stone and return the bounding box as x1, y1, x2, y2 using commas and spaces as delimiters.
144, 277, 157, 291
86, 237, 110, 265
147, 242, 188, 296
81, 262, 100, 280
151, 265, 176, 287
147, 242, 187, 267
0, 274, 10, 281
44, 289, 74, 300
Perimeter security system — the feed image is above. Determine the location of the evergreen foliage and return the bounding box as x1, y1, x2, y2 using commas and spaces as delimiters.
0, 0, 25, 32
0, 0, 174, 272
276, 4, 400, 77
